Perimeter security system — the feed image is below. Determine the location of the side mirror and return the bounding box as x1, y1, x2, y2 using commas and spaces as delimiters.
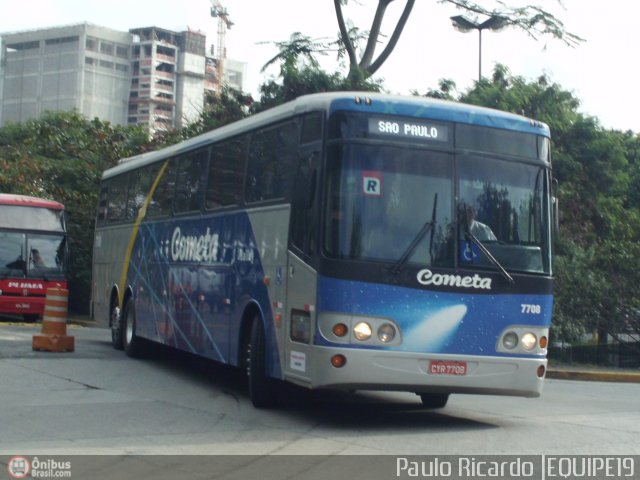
552, 196, 559, 237
551, 177, 559, 237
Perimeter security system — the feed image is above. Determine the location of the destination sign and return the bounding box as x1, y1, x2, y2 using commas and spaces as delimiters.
369, 118, 449, 143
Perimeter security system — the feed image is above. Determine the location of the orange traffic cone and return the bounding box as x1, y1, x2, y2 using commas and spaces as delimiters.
32, 286, 75, 352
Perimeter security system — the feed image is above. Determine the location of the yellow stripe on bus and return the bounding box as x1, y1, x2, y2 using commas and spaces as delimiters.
117, 160, 170, 307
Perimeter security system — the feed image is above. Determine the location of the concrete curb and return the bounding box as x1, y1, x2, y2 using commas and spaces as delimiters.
547, 369, 640, 383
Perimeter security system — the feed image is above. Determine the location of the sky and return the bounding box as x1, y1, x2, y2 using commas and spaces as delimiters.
1, 0, 639, 133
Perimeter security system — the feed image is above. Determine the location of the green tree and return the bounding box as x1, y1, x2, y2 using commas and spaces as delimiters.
255, 33, 382, 112
0, 111, 150, 314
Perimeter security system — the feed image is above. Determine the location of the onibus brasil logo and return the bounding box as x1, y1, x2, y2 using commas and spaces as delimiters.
7, 456, 30, 479
7, 456, 72, 478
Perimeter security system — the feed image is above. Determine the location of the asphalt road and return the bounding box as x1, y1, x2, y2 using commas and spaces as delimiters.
1, 322, 639, 459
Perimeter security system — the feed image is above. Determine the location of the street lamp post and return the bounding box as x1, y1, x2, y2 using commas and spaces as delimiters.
450, 15, 508, 82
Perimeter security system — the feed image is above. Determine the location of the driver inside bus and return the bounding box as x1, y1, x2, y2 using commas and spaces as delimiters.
30, 249, 45, 267
465, 205, 497, 241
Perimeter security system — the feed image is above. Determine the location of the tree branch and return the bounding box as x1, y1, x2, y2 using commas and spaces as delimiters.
359, 0, 394, 69
334, 0, 359, 69
366, 0, 415, 75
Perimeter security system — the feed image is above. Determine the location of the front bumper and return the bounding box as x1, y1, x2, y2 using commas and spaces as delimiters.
301, 347, 547, 398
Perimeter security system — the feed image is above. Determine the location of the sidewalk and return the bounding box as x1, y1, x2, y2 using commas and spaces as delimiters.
546, 365, 640, 383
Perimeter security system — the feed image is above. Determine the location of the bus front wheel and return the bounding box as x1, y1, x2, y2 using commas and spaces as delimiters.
246, 316, 275, 408
419, 393, 450, 409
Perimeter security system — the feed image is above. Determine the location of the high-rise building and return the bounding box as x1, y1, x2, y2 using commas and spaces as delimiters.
0, 24, 132, 126
0, 23, 247, 132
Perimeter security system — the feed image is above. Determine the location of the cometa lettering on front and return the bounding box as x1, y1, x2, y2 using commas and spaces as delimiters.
417, 269, 492, 290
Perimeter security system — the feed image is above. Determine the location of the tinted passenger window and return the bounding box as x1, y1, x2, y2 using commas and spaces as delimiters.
175, 149, 208, 213
147, 160, 178, 217
107, 173, 129, 223
125, 163, 160, 221
300, 112, 323, 144
97, 184, 109, 226
206, 138, 246, 209
245, 122, 298, 203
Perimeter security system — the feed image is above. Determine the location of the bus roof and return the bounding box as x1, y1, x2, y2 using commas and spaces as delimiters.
103, 92, 550, 180
0, 193, 64, 210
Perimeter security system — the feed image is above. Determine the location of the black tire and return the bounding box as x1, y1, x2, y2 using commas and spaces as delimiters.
247, 316, 275, 408
23, 314, 40, 323
110, 303, 124, 350
123, 299, 144, 358
419, 393, 450, 409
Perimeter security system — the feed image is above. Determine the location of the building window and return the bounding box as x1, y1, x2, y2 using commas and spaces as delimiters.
100, 41, 114, 56
116, 45, 129, 59
45, 36, 78, 45
6, 40, 40, 51
86, 37, 98, 51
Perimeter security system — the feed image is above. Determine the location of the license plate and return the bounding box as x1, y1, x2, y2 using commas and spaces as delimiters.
428, 360, 467, 376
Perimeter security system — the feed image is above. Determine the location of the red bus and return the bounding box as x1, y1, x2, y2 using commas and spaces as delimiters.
0, 194, 69, 321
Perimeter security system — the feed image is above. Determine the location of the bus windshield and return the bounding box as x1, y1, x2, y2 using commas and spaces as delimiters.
458, 155, 551, 275
26, 234, 66, 278
324, 144, 551, 275
325, 144, 454, 268
0, 231, 66, 279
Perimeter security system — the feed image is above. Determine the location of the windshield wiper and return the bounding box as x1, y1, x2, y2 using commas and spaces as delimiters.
391, 194, 437, 275
459, 204, 514, 285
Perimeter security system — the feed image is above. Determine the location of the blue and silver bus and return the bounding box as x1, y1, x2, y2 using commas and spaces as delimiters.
92, 92, 553, 408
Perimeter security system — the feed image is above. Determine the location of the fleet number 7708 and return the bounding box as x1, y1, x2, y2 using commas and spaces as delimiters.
521, 304, 541, 314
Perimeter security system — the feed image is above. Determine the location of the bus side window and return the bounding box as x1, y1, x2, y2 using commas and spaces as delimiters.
126, 163, 160, 221
206, 137, 246, 209
107, 173, 129, 224
97, 183, 109, 226
290, 148, 320, 259
300, 112, 323, 144
148, 160, 178, 218
245, 122, 297, 203
175, 149, 208, 214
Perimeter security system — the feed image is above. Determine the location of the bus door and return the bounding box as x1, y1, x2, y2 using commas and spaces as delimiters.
285, 145, 321, 384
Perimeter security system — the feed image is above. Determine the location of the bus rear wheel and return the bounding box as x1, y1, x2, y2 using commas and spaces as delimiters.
110, 303, 124, 350
246, 316, 276, 408
419, 393, 450, 409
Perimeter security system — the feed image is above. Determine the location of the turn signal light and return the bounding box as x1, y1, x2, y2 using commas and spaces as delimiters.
331, 354, 347, 368
332, 323, 348, 337
539, 336, 548, 349
537, 365, 546, 378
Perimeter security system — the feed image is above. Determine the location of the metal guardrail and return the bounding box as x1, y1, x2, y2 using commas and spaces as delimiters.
548, 342, 640, 368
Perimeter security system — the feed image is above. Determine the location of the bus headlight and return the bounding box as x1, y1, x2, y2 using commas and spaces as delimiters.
353, 322, 372, 341
502, 331, 519, 350
377, 323, 396, 343
521, 333, 537, 351
497, 326, 548, 354
318, 314, 402, 346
